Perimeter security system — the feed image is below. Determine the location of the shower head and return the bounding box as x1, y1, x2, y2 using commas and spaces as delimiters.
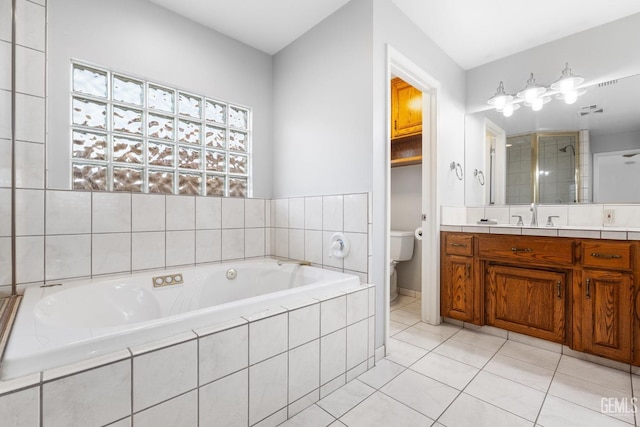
559, 145, 575, 155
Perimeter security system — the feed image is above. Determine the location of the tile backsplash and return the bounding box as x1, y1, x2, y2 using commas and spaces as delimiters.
442, 204, 640, 229
0, 191, 371, 296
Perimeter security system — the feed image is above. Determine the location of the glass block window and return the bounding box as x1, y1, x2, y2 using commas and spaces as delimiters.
71, 62, 251, 197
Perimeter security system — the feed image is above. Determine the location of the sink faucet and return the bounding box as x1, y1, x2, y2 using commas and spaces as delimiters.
530, 203, 538, 227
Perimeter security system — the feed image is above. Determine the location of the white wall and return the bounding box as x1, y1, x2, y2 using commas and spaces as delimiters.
272, 0, 374, 198
466, 13, 640, 113
48, 0, 274, 197
390, 164, 421, 292
591, 129, 640, 154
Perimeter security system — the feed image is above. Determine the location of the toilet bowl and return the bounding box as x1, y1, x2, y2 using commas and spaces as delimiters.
390, 230, 415, 302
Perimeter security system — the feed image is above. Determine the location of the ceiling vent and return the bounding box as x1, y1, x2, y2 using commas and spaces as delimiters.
579, 104, 604, 116
598, 79, 618, 87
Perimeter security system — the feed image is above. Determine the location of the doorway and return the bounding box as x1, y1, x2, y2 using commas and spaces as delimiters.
386, 46, 440, 350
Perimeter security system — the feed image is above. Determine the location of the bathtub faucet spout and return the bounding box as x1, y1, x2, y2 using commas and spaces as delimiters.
277, 259, 312, 267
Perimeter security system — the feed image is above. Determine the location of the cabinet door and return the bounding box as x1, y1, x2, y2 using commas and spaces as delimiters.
391, 78, 422, 139
441, 255, 475, 322
486, 265, 565, 343
581, 270, 633, 363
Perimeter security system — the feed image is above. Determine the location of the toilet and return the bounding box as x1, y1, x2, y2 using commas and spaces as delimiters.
390, 230, 415, 302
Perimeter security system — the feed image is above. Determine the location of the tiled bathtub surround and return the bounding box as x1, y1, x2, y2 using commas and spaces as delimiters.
0, 284, 376, 427
272, 193, 372, 283
0, 191, 372, 297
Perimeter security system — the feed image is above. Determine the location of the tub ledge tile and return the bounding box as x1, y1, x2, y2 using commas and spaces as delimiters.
0, 372, 41, 395
42, 349, 131, 382
280, 296, 318, 311
242, 306, 288, 323
310, 289, 347, 303
129, 331, 197, 357
193, 317, 248, 338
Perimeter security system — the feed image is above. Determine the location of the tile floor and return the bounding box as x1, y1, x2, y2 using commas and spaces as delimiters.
279, 295, 640, 427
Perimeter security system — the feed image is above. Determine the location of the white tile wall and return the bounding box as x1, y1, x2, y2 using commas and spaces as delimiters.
15, 235, 43, 283
289, 340, 320, 402
199, 369, 248, 426
93, 192, 131, 233
0, 386, 39, 427
166, 195, 195, 230
198, 323, 248, 384
322, 195, 344, 232
196, 229, 222, 263
249, 352, 289, 425
132, 194, 165, 232
0, 42, 11, 90
15, 0, 45, 51
132, 231, 165, 270
0, 237, 10, 287
15, 189, 44, 236
42, 360, 131, 426
15, 95, 44, 144
289, 303, 320, 349
245, 198, 265, 228
45, 234, 91, 280
92, 233, 131, 276
222, 197, 245, 229
344, 194, 368, 233
249, 313, 288, 364
221, 228, 245, 260
15, 45, 44, 97
321, 296, 347, 336
134, 390, 198, 427
14, 141, 43, 188
133, 339, 198, 412
289, 197, 305, 229
166, 230, 195, 266
46, 191, 92, 235
320, 329, 347, 385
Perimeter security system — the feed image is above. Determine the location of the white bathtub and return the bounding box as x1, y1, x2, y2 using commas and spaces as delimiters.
2, 259, 361, 380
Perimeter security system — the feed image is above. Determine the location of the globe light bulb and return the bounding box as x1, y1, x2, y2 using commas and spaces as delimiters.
564, 90, 578, 104
531, 97, 544, 111
503, 103, 514, 117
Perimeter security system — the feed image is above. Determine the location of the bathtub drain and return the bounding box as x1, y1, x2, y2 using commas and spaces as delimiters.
226, 269, 237, 280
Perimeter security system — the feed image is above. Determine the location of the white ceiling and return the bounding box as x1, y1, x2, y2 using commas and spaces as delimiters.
149, 0, 640, 70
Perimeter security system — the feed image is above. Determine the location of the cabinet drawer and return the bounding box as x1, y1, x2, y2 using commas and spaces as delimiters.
582, 241, 633, 270
444, 233, 473, 256
478, 235, 574, 265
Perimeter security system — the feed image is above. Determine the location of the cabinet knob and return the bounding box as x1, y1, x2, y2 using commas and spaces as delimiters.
590, 252, 622, 259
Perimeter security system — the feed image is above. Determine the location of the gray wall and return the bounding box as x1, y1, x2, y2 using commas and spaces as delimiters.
48, 0, 274, 198
390, 164, 422, 292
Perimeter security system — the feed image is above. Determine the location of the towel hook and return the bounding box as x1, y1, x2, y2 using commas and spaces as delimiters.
450, 162, 463, 180
474, 169, 485, 186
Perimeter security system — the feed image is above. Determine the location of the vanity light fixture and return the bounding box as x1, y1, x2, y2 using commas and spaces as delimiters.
488, 63, 587, 116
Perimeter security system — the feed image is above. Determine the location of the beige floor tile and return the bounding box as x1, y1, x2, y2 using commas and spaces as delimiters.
556, 355, 632, 394
439, 393, 533, 427
339, 391, 432, 427
381, 370, 459, 420
410, 352, 479, 390
317, 380, 375, 418
388, 320, 409, 336
484, 354, 555, 392
537, 395, 633, 427
394, 326, 450, 351
433, 339, 497, 368
279, 404, 335, 427
356, 359, 405, 390
498, 341, 560, 371
389, 309, 421, 326
449, 328, 507, 352
385, 338, 429, 367
465, 371, 546, 422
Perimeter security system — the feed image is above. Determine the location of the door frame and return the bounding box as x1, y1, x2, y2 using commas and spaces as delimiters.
386, 46, 441, 348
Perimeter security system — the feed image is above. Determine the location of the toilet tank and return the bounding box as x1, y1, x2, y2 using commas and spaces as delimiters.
390, 230, 415, 261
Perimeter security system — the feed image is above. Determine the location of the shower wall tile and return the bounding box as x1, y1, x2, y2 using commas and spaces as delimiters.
15, 0, 45, 51
245, 198, 265, 228
343, 232, 367, 273
288, 197, 305, 229
199, 369, 248, 427
304, 197, 323, 230
0, 92, 9, 142
320, 329, 346, 385
0, 188, 9, 236
15, 94, 44, 143
289, 303, 320, 349
15, 140, 44, 188
288, 339, 320, 403
0, 237, 10, 286
275, 198, 288, 228
195, 229, 221, 264
166, 195, 195, 231
166, 230, 195, 266
346, 319, 368, 370
344, 194, 368, 233
15, 45, 44, 97
288, 228, 304, 261
93, 192, 131, 233
132, 194, 165, 232
43, 360, 130, 427
221, 197, 244, 229
322, 231, 343, 269
0, 41, 9, 90
133, 339, 198, 412
46, 191, 91, 235
568, 204, 603, 226
134, 390, 197, 427
322, 195, 343, 232
346, 288, 369, 326
92, 233, 131, 276
15, 189, 44, 236
131, 231, 165, 271
15, 235, 43, 283
249, 313, 288, 364
245, 228, 265, 258
0, 386, 39, 427
249, 352, 288, 426
275, 228, 288, 258
199, 324, 248, 384
304, 230, 322, 265
196, 196, 221, 229
45, 234, 91, 281
221, 228, 245, 260
0, 139, 10, 186
0, 0, 11, 42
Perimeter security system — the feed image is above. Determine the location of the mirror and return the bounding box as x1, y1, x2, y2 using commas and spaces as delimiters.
465, 73, 640, 205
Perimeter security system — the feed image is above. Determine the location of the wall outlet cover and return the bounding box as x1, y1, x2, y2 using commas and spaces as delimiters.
604, 209, 615, 224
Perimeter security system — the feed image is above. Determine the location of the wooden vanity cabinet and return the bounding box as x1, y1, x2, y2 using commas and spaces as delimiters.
440, 231, 640, 365
440, 233, 480, 324
486, 265, 566, 343
574, 241, 635, 363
